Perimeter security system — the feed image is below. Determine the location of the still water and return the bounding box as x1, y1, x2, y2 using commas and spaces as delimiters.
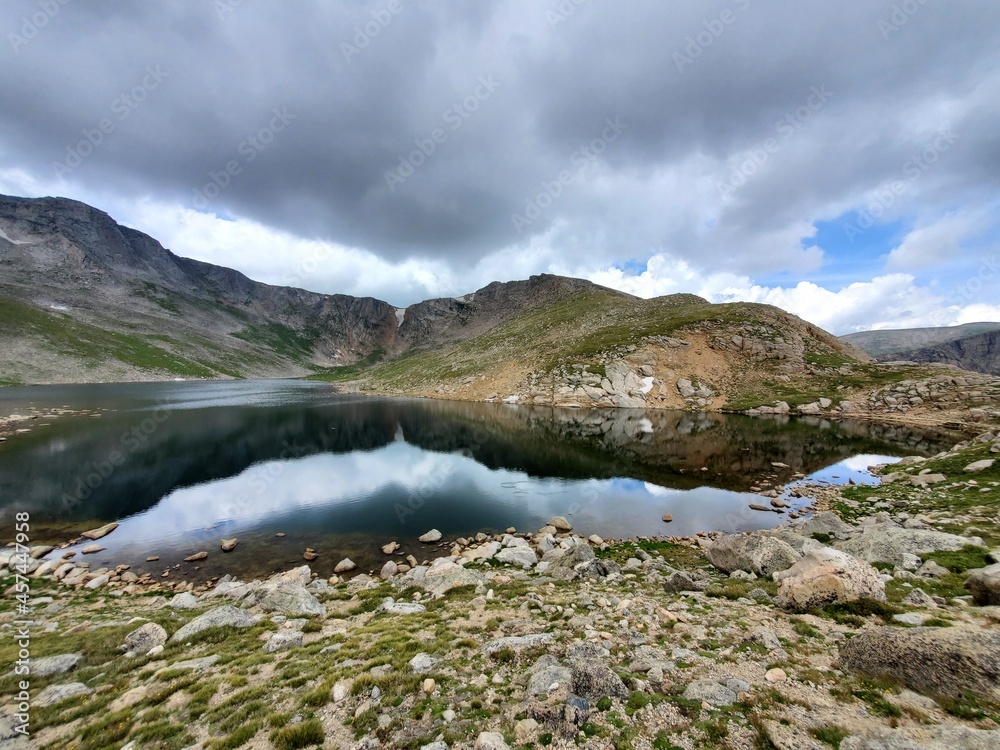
0, 380, 959, 578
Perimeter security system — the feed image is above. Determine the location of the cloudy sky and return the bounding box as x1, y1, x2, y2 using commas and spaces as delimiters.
1, 0, 998, 334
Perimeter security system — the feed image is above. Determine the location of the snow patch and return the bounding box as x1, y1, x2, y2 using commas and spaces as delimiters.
394, 308, 406, 328
0, 226, 30, 245
639, 376, 655, 394
49, 304, 69, 311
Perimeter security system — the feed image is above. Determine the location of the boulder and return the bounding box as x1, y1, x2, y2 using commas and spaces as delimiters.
220, 538, 238, 552
548, 516, 573, 531
35, 682, 93, 707
682, 678, 749, 707
81, 522, 118, 540
836, 525, 984, 567
170, 605, 256, 642
334, 558, 357, 573
495, 546, 537, 568
774, 547, 885, 610
544, 542, 619, 579
706, 532, 801, 575
27, 653, 80, 678
839, 626, 1000, 701
792, 511, 854, 538
570, 660, 629, 701
124, 622, 168, 654
183, 551, 208, 562
662, 570, 709, 594
965, 563, 1000, 605
840, 727, 1000, 749
419, 529, 443, 543
244, 580, 324, 616
263, 631, 303, 653
475, 733, 510, 750
482, 633, 554, 655
167, 592, 201, 609
408, 653, 438, 673
526, 664, 573, 696
964, 459, 995, 473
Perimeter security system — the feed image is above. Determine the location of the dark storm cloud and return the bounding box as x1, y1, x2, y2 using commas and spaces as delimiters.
0, 0, 998, 270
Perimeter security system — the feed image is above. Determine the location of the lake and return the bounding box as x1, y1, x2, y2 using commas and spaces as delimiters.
0, 379, 960, 580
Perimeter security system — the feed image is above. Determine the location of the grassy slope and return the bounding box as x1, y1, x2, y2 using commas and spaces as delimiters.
311, 289, 940, 411
0, 294, 318, 382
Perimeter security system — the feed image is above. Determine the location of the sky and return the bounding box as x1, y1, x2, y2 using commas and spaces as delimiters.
1, 0, 998, 335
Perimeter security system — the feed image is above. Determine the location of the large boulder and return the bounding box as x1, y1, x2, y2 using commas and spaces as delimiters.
839, 626, 1000, 701
569, 660, 629, 701
836, 525, 983, 567
791, 511, 854, 538
706, 532, 801, 576
774, 547, 885, 610
170, 605, 256, 642
840, 726, 1000, 750
401, 558, 488, 595
124, 622, 168, 654
239, 570, 324, 616
965, 564, 1000, 605
544, 542, 620, 579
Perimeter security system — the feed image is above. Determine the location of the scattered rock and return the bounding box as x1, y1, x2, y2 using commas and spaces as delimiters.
184, 552, 208, 562
707, 532, 801, 575
482, 634, 554, 655
964, 459, 995, 473
264, 630, 303, 653
419, 529, 443, 543
570, 660, 629, 701
965, 564, 1000, 605
81, 522, 118, 540
409, 653, 438, 673
382, 541, 400, 554
220, 538, 238, 552
81, 544, 104, 555
661, 514, 673, 523
774, 547, 886, 610
170, 605, 255, 642
334, 558, 357, 573
35, 682, 93, 707
475, 733, 510, 750
764, 668, 787, 683
25, 653, 80, 678
683, 678, 747, 707
836, 526, 984, 567
839, 626, 1000, 701
168, 592, 201, 609
124, 622, 168, 654
548, 516, 572, 531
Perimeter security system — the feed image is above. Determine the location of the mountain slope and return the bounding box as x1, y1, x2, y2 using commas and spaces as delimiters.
0, 195, 620, 384
843, 323, 1000, 375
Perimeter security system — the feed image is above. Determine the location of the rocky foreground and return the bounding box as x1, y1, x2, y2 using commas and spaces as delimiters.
3, 439, 1000, 749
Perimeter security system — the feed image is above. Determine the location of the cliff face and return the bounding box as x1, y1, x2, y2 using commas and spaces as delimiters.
843, 324, 1000, 375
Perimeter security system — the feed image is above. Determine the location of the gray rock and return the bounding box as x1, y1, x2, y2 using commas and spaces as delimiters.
707, 532, 801, 575
570, 660, 629, 701
170, 605, 256, 642
124, 622, 168, 654
526, 664, 573, 696
334, 558, 357, 573
263, 630, 303, 653
167, 592, 201, 609
839, 626, 1000, 701
548, 516, 572, 531
892, 613, 928, 626
774, 547, 885, 610
482, 633, 554, 655
419, 529, 443, 543
495, 546, 537, 568
902, 588, 937, 608
965, 563, 1000, 605
662, 570, 709, 593
475, 733, 510, 750
408, 653, 438, 673
793, 511, 854, 538
683, 678, 743, 707
836, 526, 983, 567
26, 653, 81, 678
376, 597, 427, 615
155, 655, 219, 675
841, 726, 1000, 749
35, 682, 93, 707
544, 543, 619, 579
963, 459, 995, 473
243, 580, 324, 616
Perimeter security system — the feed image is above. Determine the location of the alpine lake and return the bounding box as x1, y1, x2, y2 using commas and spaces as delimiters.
0, 379, 962, 581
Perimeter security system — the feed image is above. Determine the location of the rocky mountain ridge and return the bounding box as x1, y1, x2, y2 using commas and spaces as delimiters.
843, 323, 1000, 375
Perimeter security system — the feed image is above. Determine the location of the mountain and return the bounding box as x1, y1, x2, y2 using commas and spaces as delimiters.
842, 323, 1000, 375
0, 195, 621, 384
10, 193, 996, 427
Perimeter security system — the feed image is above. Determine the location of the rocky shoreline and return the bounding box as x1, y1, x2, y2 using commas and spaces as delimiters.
3, 433, 1000, 749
